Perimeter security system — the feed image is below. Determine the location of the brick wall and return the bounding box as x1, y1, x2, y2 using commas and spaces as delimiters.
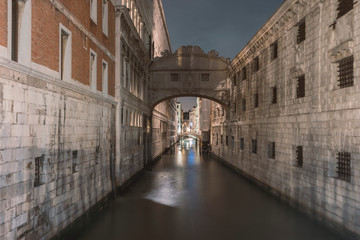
0, 0, 7, 47
31, 0, 115, 97
211, 0, 360, 237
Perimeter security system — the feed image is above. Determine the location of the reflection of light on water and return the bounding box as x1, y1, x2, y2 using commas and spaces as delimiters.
144, 173, 183, 207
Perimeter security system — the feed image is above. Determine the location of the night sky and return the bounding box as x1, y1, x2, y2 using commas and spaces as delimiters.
162, 0, 285, 111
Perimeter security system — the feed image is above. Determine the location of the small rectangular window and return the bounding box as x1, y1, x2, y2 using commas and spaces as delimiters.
271, 41, 278, 60
242, 67, 247, 80
271, 86, 277, 104
337, 0, 353, 19
73, 150, 79, 173
90, 50, 97, 91
170, 73, 179, 81
240, 138, 244, 150
121, 108, 124, 125
337, 152, 351, 182
254, 56, 260, 72
221, 135, 223, 144
231, 136, 234, 148
268, 142, 275, 159
242, 99, 246, 111
296, 146, 303, 167
338, 56, 354, 89
60, 29, 70, 80
11, 1, 19, 62
226, 136, 229, 146
254, 93, 259, 108
201, 73, 210, 82
90, 0, 97, 24
102, 60, 108, 95
297, 75, 305, 98
216, 134, 218, 145
34, 156, 44, 187
251, 139, 257, 154
232, 75, 237, 86
102, 0, 109, 36
297, 21, 306, 44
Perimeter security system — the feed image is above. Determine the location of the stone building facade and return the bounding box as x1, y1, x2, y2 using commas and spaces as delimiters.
211, 0, 360, 237
0, 0, 176, 239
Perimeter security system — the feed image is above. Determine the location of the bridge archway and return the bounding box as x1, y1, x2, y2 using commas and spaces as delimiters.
149, 46, 230, 111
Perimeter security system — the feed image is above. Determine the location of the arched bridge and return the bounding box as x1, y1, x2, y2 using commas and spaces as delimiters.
149, 46, 231, 109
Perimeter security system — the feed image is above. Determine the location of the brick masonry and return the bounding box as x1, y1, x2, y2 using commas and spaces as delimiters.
0, 0, 7, 47
211, 0, 360, 237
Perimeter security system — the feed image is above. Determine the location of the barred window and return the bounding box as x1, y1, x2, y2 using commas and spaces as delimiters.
170, 73, 179, 81
268, 142, 275, 159
271, 86, 277, 104
254, 93, 259, 108
242, 99, 246, 111
240, 138, 244, 150
251, 139, 257, 154
242, 67, 247, 80
201, 73, 210, 82
337, 152, 351, 182
297, 75, 305, 98
296, 146, 303, 167
73, 150, 79, 173
271, 41, 278, 60
337, 0, 353, 19
34, 156, 44, 187
254, 56, 260, 72
338, 56, 354, 89
297, 21, 306, 44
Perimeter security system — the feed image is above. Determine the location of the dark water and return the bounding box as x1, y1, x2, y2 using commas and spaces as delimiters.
72, 138, 344, 240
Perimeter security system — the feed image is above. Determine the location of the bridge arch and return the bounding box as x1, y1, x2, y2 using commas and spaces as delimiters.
149, 46, 231, 111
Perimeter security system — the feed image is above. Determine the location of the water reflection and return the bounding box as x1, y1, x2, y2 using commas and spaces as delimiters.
74, 139, 344, 240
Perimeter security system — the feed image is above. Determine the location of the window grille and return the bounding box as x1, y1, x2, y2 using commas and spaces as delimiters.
73, 150, 79, 173
170, 73, 179, 81
34, 156, 44, 187
242, 99, 246, 111
337, 152, 351, 182
338, 56, 354, 89
251, 139, 257, 154
201, 73, 210, 82
297, 21, 306, 44
268, 142, 275, 159
337, 0, 353, 19
242, 67, 247, 80
297, 75, 305, 98
254, 57, 260, 72
271, 41, 278, 60
271, 87, 277, 104
254, 93, 259, 108
240, 138, 244, 150
296, 146, 303, 167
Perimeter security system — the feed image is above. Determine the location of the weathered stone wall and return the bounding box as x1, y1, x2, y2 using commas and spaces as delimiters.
212, 0, 360, 237
0, 65, 116, 240
152, 99, 177, 160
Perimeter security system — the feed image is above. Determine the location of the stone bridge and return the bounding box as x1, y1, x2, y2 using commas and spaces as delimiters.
149, 46, 231, 109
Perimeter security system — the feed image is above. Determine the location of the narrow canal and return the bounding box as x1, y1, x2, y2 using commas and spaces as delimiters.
72, 138, 344, 240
